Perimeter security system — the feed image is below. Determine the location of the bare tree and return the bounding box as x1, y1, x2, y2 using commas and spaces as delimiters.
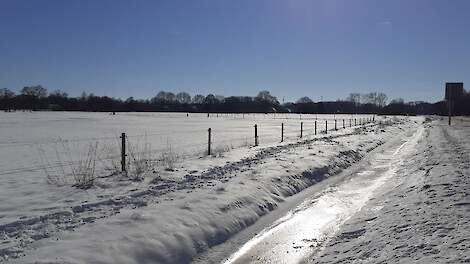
21, 85, 48, 98
50, 90, 68, 98
0, 88, 15, 99
255, 90, 279, 104
377, 93, 388, 107
296, 96, 313, 104
204, 94, 218, 104
192, 94, 205, 104
346, 93, 361, 105
176, 92, 191, 104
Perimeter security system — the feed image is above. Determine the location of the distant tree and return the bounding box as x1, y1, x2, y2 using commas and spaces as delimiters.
176, 92, 191, 104
49, 89, 68, 98
376, 93, 387, 107
390, 98, 404, 104
166, 92, 176, 103
204, 94, 218, 104
153, 91, 177, 103
215, 95, 225, 103
239, 96, 253, 103
361, 92, 377, 105
21, 85, 47, 98
346, 93, 361, 105
0, 88, 15, 99
255, 90, 279, 104
192, 94, 205, 104
296, 96, 313, 104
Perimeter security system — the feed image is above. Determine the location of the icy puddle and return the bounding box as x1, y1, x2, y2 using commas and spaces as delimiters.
224, 127, 424, 264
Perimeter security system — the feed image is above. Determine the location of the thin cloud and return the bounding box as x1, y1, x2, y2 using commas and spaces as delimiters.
378, 20, 392, 26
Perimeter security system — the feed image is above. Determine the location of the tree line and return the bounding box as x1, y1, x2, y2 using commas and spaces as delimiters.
0, 85, 469, 115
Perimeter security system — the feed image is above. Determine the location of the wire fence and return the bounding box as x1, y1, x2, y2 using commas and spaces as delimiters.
0, 114, 380, 178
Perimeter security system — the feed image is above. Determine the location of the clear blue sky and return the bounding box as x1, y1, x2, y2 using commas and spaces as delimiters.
1, 0, 470, 103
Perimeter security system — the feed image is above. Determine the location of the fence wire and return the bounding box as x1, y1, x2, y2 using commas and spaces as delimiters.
0, 115, 379, 177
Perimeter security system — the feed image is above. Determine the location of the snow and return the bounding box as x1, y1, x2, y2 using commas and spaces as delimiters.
0, 112, 374, 224
306, 118, 470, 263
0, 111, 403, 263
223, 122, 425, 264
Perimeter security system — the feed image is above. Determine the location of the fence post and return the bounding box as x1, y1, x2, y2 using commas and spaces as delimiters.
325, 120, 328, 134
300, 122, 303, 138
335, 119, 337, 131
208, 128, 211, 156
281, 123, 284, 142
315, 120, 317, 135
355, 119, 357, 126
350, 119, 352, 127
254, 124, 258, 146
343, 119, 345, 129
121, 132, 126, 172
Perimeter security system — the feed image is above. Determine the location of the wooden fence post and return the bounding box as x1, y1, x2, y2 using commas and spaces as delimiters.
121, 133, 126, 172
343, 119, 345, 129
281, 123, 284, 142
254, 124, 258, 146
325, 120, 328, 134
335, 119, 337, 131
208, 128, 211, 155
300, 122, 303, 138
315, 120, 317, 135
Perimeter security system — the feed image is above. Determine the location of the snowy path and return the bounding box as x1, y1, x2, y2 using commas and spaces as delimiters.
222, 125, 424, 264
303, 119, 470, 263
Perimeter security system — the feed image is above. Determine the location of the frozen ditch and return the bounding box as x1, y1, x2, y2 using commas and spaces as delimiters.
224, 126, 424, 264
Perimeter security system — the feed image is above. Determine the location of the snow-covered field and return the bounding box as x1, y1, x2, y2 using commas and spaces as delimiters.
0, 111, 415, 263
0, 111, 374, 223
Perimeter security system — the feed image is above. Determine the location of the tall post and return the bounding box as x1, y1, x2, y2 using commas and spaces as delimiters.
448, 86, 452, 126
355, 119, 357, 126
335, 119, 337, 131
448, 100, 452, 126
300, 122, 303, 138
254, 124, 258, 146
315, 120, 317, 135
208, 128, 212, 156
121, 133, 126, 172
343, 119, 345, 129
281, 123, 284, 142
325, 120, 328, 134
350, 119, 352, 127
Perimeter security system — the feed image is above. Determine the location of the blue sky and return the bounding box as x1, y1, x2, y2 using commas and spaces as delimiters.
1, 0, 470, 103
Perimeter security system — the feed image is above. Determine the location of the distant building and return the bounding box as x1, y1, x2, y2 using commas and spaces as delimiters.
445, 82, 464, 101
